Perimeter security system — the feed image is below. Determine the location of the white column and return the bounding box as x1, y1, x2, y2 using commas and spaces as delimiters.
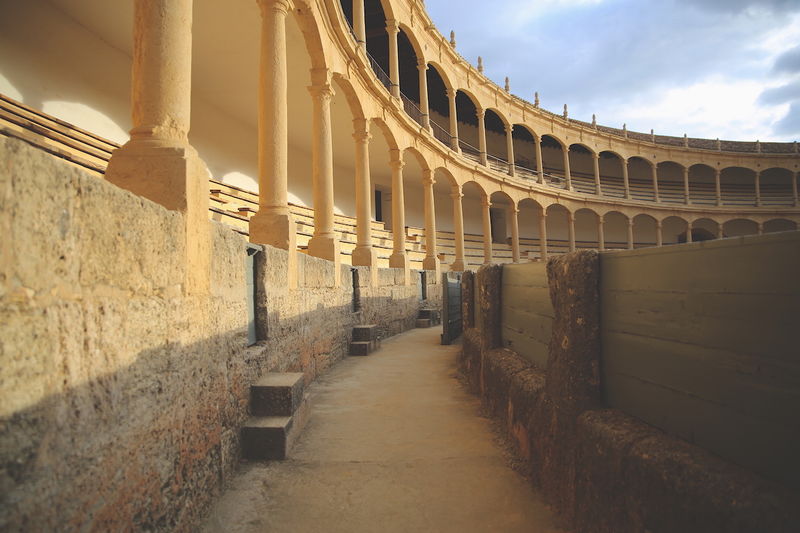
597, 214, 605, 251
793, 171, 799, 207
249, 0, 295, 252
422, 169, 440, 271
451, 186, 466, 271
386, 20, 400, 98
535, 135, 545, 184
622, 158, 631, 199
352, 119, 374, 267
506, 124, 516, 177
352, 0, 366, 49
757, 221, 764, 235
717, 221, 725, 239
715, 168, 722, 207
539, 211, 548, 260
656, 220, 663, 247
755, 170, 762, 207
307, 76, 339, 262
510, 206, 520, 262
568, 211, 576, 252
389, 150, 408, 270
593, 153, 602, 195
482, 197, 492, 263
627, 218, 634, 249
563, 146, 572, 190
652, 164, 660, 203
477, 108, 488, 166
683, 166, 691, 205
418, 61, 430, 129
446, 88, 460, 152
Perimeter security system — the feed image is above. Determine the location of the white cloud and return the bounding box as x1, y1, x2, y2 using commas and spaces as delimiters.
600, 78, 791, 141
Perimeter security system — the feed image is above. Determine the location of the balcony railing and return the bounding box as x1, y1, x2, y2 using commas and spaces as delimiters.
367, 53, 392, 92
431, 119, 452, 147
400, 93, 424, 127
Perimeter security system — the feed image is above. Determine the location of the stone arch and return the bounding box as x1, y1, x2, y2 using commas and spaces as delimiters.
764, 218, 798, 233
540, 134, 567, 187
632, 213, 658, 249
369, 117, 400, 151
291, 1, 331, 71
512, 124, 541, 178
568, 143, 596, 195
722, 218, 758, 237
574, 207, 599, 249
489, 190, 516, 252
331, 73, 366, 120
604, 210, 630, 250
628, 156, 656, 201
661, 215, 690, 245
598, 150, 627, 199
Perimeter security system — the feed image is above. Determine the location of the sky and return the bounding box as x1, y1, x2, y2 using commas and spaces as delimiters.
423, 0, 800, 142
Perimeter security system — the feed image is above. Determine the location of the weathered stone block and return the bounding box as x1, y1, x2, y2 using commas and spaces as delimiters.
250, 373, 304, 417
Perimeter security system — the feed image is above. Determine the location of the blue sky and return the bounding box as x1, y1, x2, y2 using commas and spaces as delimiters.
424, 0, 800, 142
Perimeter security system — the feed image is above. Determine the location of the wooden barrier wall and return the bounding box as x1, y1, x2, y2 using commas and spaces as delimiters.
501, 262, 554, 367
600, 231, 800, 488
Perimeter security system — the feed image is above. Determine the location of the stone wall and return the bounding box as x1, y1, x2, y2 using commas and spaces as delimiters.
0, 136, 438, 531
458, 252, 800, 533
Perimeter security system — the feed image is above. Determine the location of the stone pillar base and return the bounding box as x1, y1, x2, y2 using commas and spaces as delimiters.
308, 234, 340, 262
249, 209, 296, 252
250, 210, 297, 289
422, 255, 440, 274
352, 245, 377, 268
450, 259, 466, 272
105, 141, 211, 294
389, 252, 410, 285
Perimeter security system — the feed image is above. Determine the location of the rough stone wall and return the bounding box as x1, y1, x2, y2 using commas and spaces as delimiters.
457, 252, 800, 533
0, 136, 440, 531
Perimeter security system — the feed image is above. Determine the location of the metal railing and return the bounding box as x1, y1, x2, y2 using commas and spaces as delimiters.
458, 139, 481, 156
367, 53, 392, 92
400, 93, 424, 127
430, 119, 452, 147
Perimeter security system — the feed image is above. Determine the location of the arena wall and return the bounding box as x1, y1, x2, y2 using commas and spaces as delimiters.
0, 136, 438, 531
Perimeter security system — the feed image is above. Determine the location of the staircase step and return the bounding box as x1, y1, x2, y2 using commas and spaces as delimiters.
250, 373, 304, 417
416, 318, 432, 328
349, 340, 381, 356
417, 309, 441, 324
352, 324, 379, 342
241, 396, 311, 460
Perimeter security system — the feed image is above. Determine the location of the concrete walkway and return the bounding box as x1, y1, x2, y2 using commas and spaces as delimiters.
202, 327, 566, 533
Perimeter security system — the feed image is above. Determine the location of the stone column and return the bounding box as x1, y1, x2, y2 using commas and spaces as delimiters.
105, 0, 211, 293
683, 166, 691, 205
652, 164, 660, 203
627, 218, 634, 249
622, 158, 631, 199
386, 19, 400, 98
686, 221, 693, 243
592, 153, 602, 195
418, 61, 430, 129
422, 169, 440, 272
568, 211, 576, 252
715, 168, 722, 206
597, 214, 605, 251
563, 147, 572, 190
755, 170, 762, 207
539, 211, 548, 260
509, 206, 520, 262
477, 108, 488, 166
389, 150, 408, 270
250, 0, 296, 256
451, 186, 466, 271
482, 197, 492, 263
352, 0, 366, 49
656, 220, 663, 247
717, 221, 725, 239
535, 135, 545, 184
506, 124, 516, 177
793, 171, 799, 207
446, 88, 460, 152
307, 74, 339, 263
757, 221, 764, 235
352, 119, 375, 267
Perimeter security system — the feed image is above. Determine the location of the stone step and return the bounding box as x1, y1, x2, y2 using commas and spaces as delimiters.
241, 396, 311, 460
352, 324, 379, 342
249, 372, 304, 417
416, 318, 432, 328
417, 309, 441, 324
349, 339, 381, 356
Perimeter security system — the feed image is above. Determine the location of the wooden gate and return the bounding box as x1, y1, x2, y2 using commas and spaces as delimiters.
440, 271, 462, 345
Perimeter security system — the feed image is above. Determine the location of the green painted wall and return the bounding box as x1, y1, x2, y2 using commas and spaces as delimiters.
600, 231, 800, 488
501, 262, 553, 367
